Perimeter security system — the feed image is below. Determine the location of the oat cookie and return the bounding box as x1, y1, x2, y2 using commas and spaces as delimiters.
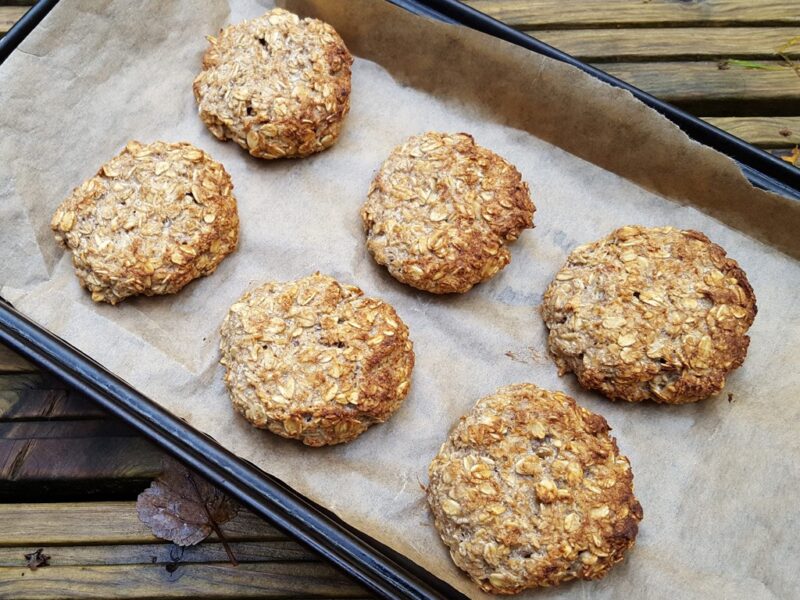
427, 384, 642, 594
361, 132, 534, 294
219, 273, 414, 446
51, 141, 238, 305
193, 8, 353, 159
542, 226, 757, 404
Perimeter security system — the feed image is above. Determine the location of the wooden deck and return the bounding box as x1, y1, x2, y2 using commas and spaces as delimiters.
1, 1, 798, 598
0, 346, 371, 598
466, 0, 800, 156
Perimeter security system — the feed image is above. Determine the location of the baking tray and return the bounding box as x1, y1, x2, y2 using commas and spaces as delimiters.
1, 2, 798, 600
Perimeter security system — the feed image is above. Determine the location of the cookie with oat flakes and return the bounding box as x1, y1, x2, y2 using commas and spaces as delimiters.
193, 8, 353, 159
542, 225, 756, 404
427, 383, 642, 594
219, 273, 414, 446
51, 140, 238, 305
361, 132, 534, 294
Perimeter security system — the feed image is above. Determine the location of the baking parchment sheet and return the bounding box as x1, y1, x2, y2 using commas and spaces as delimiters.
2, 1, 799, 598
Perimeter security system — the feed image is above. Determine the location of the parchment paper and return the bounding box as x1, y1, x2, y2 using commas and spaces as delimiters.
1, 1, 799, 598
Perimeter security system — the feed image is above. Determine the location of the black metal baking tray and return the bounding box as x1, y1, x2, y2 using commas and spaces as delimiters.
1, 2, 798, 600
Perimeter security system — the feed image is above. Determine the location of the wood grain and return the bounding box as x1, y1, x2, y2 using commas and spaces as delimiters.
0, 402, 163, 500
0, 372, 109, 422
0, 541, 316, 566
0, 389, 106, 421
0, 6, 27, 35
0, 502, 286, 546
0, 435, 161, 480
600, 61, 800, 113
0, 371, 106, 421
0, 373, 59, 392
704, 116, 800, 146
0, 563, 369, 599
532, 27, 800, 61
0, 345, 35, 373
467, 0, 800, 28
0, 419, 137, 439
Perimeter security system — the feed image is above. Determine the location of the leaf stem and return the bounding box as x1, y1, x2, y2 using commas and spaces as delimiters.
186, 472, 239, 567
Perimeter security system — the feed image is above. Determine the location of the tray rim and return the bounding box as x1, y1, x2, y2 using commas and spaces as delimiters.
0, 0, 59, 64
390, 0, 800, 201
0, 3, 468, 598
1, 1, 798, 599
0, 300, 463, 600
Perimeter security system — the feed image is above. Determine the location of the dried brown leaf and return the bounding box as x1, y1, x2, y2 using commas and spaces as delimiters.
136, 459, 239, 548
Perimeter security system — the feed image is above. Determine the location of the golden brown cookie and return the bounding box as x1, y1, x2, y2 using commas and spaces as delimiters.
51, 141, 238, 305
219, 273, 414, 446
193, 8, 353, 159
361, 132, 534, 293
542, 226, 757, 404
427, 384, 642, 594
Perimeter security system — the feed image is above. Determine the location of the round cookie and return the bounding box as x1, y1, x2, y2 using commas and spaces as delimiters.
51, 140, 239, 305
361, 132, 534, 294
193, 8, 353, 159
542, 225, 757, 404
219, 273, 414, 446
427, 384, 642, 594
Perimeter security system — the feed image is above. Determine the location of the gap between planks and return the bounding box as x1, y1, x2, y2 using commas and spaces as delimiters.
529, 27, 800, 62
0, 562, 370, 599
466, 0, 800, 29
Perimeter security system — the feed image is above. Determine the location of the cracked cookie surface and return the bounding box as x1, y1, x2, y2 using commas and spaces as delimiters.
542, 226, 756, 404
193, 8, 353, 159
427, 384, 642, 594
361, 132, 534, 294
51, 140, 238, 305
220, 273, 414, 446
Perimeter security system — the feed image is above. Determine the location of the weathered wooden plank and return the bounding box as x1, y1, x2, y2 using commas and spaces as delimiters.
0, 373, 61, 392
0, 421, 153, 498
0, 541, 316, 567
0, 439, 28, 484
599, 61, 800, 114
0, 562, 369, 599
532, 27, 800, 61
703, 116, 800, 146
0, 352, 104, 420
0, 377, 72, 425
0, 373, 160, 496
0, 345, 35, 374
0, 435, 161, 481
0, 420, 136, 440
0, 389, 107, 421
0, 502, 285, 545
467, 0, 800, 28
0, 6, 28, 35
